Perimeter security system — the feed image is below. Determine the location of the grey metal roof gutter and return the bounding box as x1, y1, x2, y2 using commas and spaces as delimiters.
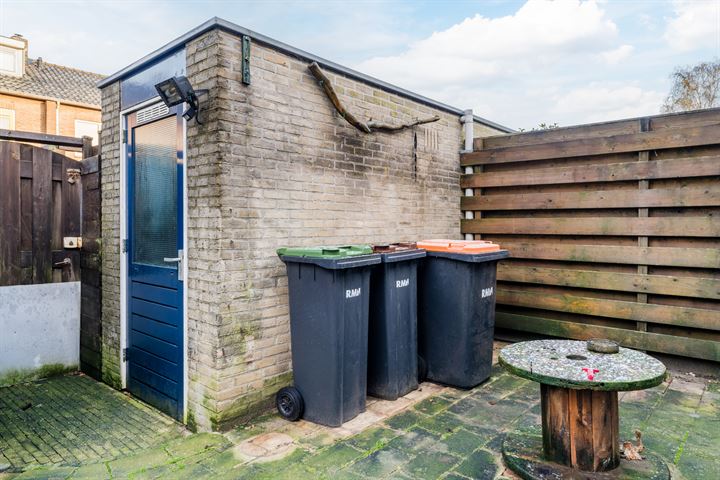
98, 17, 513, 133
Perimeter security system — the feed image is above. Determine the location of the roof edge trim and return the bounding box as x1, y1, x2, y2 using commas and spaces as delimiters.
97, 17, 513, 133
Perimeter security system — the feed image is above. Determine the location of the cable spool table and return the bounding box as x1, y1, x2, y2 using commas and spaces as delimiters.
499, 340, 669, 479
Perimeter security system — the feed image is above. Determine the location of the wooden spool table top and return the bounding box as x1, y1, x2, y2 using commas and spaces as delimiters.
498, 339, 666, 391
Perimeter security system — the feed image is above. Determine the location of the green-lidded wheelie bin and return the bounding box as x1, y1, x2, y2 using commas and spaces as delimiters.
367, 243, 426, 400
417, 240, 510, 389
276, 245, 380, 427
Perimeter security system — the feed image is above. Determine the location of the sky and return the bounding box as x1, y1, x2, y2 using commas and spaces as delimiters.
1, 0, 718, 130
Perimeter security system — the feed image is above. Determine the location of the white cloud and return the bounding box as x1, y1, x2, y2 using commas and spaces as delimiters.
552, 83, 664, 122
600, 44, 634, 64
664, 0, 720, 52
357, 0, 619, 88
639, 13, 657, 31
353, 0, 663, 128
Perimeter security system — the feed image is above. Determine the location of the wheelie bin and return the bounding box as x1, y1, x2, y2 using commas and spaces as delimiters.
367, 243, 426, 400
416, 239, 509, 389
276, 245, 380, 426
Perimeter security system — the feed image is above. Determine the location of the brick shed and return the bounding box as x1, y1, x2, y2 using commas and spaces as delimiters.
97, 17, 510, 431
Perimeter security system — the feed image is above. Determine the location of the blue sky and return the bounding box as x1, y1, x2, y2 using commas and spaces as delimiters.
1, 0, 718, 129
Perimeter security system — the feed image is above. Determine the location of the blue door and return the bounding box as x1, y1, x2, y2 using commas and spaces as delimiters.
126, 105, 184, 420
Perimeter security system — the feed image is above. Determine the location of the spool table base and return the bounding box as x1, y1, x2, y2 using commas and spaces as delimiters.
502, 427, 670, 480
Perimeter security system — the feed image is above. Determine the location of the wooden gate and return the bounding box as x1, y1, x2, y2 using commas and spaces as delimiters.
461, 109, 720, 362
0, 131, 102, 378
0, 141, 82, 284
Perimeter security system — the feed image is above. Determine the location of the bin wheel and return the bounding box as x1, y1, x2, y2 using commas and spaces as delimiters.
417, 355, 428, 383
276, 387, 304, 421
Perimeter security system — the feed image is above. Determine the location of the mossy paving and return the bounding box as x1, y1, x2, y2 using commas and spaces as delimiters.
0, 374, 182, 473
2, 368, 719, 479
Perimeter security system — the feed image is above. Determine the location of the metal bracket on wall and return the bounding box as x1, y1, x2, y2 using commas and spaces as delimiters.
242, 35, 251, 85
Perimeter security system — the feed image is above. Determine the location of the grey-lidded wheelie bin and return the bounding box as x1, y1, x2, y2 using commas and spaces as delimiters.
367, 243, 426, 400
416, 240, 509, 389
276, 245, 380, 426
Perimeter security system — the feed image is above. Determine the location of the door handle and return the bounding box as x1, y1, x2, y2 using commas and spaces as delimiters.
163, 250, 184, 282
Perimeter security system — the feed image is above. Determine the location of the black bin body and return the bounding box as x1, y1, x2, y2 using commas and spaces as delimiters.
280, 254, 380, 426
367, 249, 426, 400
418, 250, 509, 389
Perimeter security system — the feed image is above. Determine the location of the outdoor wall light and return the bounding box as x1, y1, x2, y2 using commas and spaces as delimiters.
155, 75, 207, 124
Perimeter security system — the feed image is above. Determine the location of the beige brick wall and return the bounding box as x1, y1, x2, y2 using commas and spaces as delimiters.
184, 30, 225, 431
99, 27, 505, 431
184, 29, 504, 430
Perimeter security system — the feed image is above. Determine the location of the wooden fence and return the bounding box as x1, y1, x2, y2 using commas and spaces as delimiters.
461, 109, 720, 362
0, 130, 102, 379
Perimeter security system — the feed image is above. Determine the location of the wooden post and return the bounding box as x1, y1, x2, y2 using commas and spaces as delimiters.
79, 153, 102, 380
636, 118, 650, 338
540, 385, 620, 472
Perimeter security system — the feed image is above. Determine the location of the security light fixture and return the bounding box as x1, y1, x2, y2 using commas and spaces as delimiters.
155, 75, 207, 124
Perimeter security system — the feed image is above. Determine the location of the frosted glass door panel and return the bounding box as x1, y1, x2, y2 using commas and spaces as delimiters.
132, 116, 178, 267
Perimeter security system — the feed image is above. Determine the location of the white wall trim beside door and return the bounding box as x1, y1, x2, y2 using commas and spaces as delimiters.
119, 108, 128, 389
182, 116, 189, 423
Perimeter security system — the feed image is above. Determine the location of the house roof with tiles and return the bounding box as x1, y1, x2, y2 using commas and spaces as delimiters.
0, 57, 104, 106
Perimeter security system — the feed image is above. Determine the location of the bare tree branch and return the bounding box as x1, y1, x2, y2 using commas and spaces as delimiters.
367, 115, 440, 132
308, 62, 371, 133
308, 62, 440, 134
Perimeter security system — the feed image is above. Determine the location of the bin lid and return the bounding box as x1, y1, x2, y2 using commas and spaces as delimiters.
417, 239, 501, 254
277, 244, 373, 259
371, 242, 417, 253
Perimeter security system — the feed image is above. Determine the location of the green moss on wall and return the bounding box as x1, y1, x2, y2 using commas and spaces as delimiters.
211, 371, 293, 431
0, 363, 77, 387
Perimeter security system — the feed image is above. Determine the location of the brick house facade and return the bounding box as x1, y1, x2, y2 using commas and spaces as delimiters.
0, 34, 103, 147
98, 18, 509, 431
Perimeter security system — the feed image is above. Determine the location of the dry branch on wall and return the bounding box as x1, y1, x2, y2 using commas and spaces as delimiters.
308, 62, 440, 134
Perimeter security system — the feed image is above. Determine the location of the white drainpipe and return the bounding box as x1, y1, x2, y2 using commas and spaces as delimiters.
55, 100, 60, 135
461, 109, 474, 240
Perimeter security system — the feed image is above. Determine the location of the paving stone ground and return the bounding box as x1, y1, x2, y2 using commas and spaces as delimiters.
1, 350, 718, 479
0, 375, 183, 472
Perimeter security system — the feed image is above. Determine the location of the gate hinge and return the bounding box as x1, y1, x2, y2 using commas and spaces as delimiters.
122, 348, 128, 362
241, 35, 251, 85
122, 239, 128, 253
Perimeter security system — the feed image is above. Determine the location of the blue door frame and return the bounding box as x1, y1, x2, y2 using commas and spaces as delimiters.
126, 104, 184, 420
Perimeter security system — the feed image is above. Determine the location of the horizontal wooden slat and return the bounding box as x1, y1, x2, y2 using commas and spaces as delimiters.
496, 289, 719, 331
462, 186, 720, 211
477, 120, 638, 150
497, 264, 720, 300
650, 108, 720, 131
476, 109, 720, 150
0, 129, 85, 148
81, 155, 100, 174
462, 217, 720, 237
460, 156, 720, 188
462, 123, 720, 166
498, 243, 720, 268
496, 312, 720, 362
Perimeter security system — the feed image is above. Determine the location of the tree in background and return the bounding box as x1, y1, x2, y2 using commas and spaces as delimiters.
517, 122, 559, 132
663, 60, 720, 112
